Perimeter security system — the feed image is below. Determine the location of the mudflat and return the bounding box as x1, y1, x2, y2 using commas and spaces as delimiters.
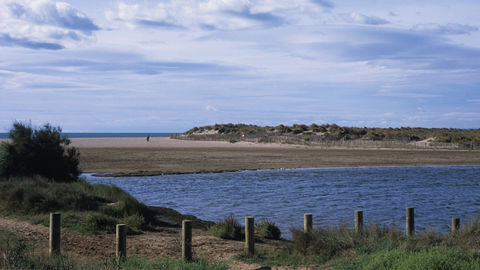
71, 138, 480, 176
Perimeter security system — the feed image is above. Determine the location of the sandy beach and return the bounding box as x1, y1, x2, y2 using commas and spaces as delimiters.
65, 137, 480, 176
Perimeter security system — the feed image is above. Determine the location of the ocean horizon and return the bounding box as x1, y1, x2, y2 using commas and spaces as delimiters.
0, 133, 173, 139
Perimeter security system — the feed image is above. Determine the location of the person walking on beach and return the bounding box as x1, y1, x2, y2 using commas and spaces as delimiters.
146, 135, 150, 142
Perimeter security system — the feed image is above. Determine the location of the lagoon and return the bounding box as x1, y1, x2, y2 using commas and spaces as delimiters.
84, 165, 480, 238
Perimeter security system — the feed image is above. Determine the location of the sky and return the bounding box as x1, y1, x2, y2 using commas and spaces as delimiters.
0, 0, 479, 132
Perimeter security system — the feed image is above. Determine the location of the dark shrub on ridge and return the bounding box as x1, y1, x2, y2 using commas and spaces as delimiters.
0, 122, 80, 182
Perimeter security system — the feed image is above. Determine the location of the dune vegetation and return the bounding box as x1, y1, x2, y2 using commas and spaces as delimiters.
181, 123, 480, 148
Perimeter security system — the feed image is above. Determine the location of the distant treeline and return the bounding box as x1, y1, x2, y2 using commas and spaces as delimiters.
182, 123, 480, 147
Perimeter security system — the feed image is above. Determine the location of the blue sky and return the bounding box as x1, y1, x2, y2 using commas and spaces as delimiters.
0, 0, 479, 132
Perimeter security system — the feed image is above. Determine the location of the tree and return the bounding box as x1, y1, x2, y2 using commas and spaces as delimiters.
0, 122, 80, 182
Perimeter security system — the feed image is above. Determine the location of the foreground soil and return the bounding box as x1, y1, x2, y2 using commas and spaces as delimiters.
0, 217, 287, 269
74, 138, 480, 176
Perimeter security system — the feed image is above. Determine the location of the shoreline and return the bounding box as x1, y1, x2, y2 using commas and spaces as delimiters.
73, 137, 480, 176
85, 164, 480, 178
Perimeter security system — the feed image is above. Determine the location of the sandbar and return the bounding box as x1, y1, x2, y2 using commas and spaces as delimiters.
68, 137, 480, 176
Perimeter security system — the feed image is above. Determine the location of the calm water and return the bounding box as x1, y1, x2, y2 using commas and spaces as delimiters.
0, 133, 171, 139
83, 166, 480, 238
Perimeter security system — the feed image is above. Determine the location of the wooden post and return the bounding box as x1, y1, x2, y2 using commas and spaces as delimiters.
451, 218, 460, 235
245, 217, 254, 255
182, 220, 192, 261
116, 224, 127, 259
304, 213, 313, 233
49, 213, 61, 256
354, 210, 363, 233
406, 207, 414, 237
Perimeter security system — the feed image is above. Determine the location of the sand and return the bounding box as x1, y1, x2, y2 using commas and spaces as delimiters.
71, 137, 480, 176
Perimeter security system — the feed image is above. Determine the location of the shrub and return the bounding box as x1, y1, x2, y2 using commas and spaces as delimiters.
209, 214, 244, 240
291, 226, 354, 261
0, 122, 80, 182
124, 214, 146, 232
291, 224, 405, 262
85, 213, 117, 233
256, 220, 281, 240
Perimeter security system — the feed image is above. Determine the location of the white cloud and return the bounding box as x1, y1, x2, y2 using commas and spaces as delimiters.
105, 0, 329, 31
206, 105, 218, 112
0, 0, 99, 50
344, 12, 390, 25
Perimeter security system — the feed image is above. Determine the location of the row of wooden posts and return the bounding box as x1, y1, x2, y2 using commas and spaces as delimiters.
47, 207, 461, 260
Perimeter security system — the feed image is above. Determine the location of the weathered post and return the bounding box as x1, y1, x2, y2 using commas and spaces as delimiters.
49, 213, 61, 256
116, 224, 127, 259
245, 217, 254, 255
406, 207, 414, 237
304, 213, 313, 233
354, 210, 363, 233
451, 218, 460, 235
182, 220, 193, 261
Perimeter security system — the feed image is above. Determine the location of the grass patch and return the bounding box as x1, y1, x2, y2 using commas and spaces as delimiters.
237, 248, 315, 268
209, 214, 244, 240
0, 176, 212, 234
237, 221, 480, 269
0, 175, 213, 235
339, 246, 480, 270
117, 257, 228, 270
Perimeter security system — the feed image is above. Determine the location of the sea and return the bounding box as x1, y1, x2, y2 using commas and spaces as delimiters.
83, 165, 480, 238
0, 133, 172, 139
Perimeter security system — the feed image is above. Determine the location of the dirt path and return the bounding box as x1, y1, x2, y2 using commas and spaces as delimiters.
0, 217, 282, 269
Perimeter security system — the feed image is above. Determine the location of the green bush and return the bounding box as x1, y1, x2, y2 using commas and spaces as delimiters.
256, 220, 281, 240
85, 213, 117, 233
0, 122, 80, 182
124, 213, 146, 232
209, 214, 244, 240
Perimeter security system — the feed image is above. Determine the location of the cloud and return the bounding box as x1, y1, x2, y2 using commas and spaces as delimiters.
345, 12, 391, 25
4, 49, 238, 78
411, 23, 478, 35
206, 105, 218, 112
106, 0, 327, 31
135, 19, 185, 30
0, 33, 64, 50
310, 26, 480, 71
225, 7, 285, 27
0, 0, 99, 50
